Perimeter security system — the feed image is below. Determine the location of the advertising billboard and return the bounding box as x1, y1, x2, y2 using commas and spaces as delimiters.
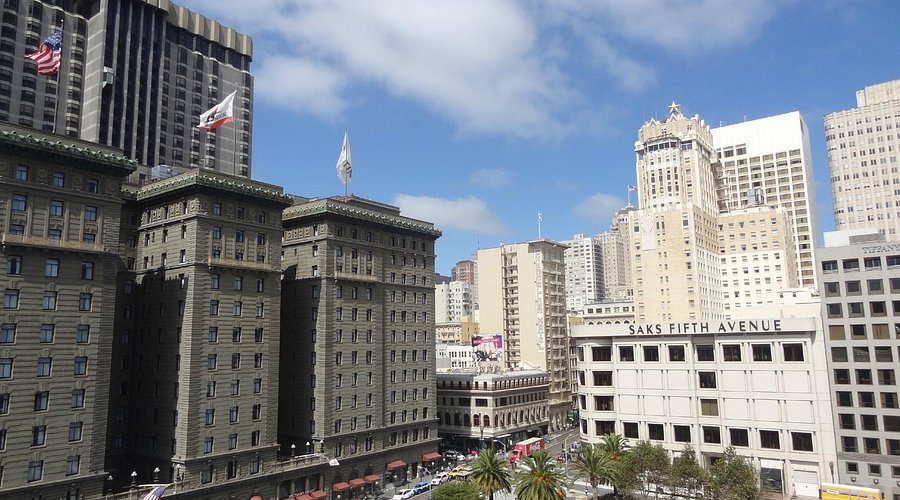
472, 335, 503, 362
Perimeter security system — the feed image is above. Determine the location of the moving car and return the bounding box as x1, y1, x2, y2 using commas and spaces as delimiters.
444, 450, 465, 462
413, 481, 431, 494
448, 465, 470, 478
392, 489, 414, 500
431, 472, 449, 486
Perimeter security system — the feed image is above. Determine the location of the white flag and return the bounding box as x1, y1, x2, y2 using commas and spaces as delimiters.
336, 131, 352, 185
197, 91, 237, 130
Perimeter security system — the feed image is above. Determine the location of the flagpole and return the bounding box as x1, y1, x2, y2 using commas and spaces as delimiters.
537, 212, 542, 239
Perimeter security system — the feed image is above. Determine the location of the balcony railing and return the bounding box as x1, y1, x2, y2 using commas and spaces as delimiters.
208, 256, 276, 272
1, 232, 109, 253
334, 271, 380, 283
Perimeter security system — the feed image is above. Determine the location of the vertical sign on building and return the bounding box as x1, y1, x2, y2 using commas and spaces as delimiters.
534, 250, 546, 352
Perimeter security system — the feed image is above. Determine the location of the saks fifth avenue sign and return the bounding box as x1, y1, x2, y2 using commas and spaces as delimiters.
570, 317, 817, 338
629, 320, 782, 335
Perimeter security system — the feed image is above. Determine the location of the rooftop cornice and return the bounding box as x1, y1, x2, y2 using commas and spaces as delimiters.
0, 128, 137, 175
284, 198, 442, 237
135, 170, 293, 206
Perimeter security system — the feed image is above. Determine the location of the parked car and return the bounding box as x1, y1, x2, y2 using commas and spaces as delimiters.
445, 450, 465, 462
431, 472, 449, 486
413, 481, 431, 494
392, 489, 414, 500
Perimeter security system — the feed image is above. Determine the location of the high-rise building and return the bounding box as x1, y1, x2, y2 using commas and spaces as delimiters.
597, 206, 634, 301
825, 79, 900, 239
713, 111, 819, 287
107, 168, 292, 491
0, 125, 135, 499
435, 281, 474, 324
1, 0, 253, 177
816, 229, 900, 498
562, 234, 602, 312
279, 195, 442, 487
451, 260, 476, 285
630, 104, 725, 321
477, 240, 571, 430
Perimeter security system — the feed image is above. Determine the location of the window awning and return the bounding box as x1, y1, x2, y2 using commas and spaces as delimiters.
310, 491, 327, 499
294, 495, 313, 500
422, 452, 442, 462
386, 460, 407, 471
364, 475, 380, 484
349, 478, 366, 487
332, 482, 350, 492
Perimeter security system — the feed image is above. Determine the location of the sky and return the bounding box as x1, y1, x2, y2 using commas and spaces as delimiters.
180, 0, 900, 275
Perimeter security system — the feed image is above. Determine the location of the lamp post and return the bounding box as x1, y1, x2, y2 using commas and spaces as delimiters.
306, 441, 312, 454
130, 471, 138, 490
291, 443, 296, 457
103, 475, 113, 497
153, 467, 160, 483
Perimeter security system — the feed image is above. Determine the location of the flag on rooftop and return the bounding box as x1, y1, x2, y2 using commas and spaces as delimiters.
141, 486, 167, 500
25, 31, 63, 76
197, 90, 237, 130
336, 131, 352, 186
628, 184, 637, 192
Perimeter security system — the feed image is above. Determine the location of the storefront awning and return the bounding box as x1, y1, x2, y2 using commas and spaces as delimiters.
349, 478, 366, 487
250, 496, 263, 500
310, 491, 327, 499
422, 452, 442, 462
386, 460, 407, 471
332, 482, 350, 492
364, 475, 380, 484
294, 495, 313, 500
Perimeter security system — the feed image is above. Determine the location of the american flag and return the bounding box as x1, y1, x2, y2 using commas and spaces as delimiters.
25, 31, 63, 76
141, 486, 167, 500
627, 184, 637, 192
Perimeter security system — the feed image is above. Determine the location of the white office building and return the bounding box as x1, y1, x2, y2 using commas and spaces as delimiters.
573, 316, 837, 498
562, 234, 603, 311
435, 280, 475, 324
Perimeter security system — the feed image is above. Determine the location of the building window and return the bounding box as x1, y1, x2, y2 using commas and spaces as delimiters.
673, 425, 691, 443
65, 455, 80, 476
619, 346, 634, 362
759, 430, 780, 449
212, 226, 222, 239
27, 461, 43, 482
6, 256, 22, 275
702, 426, 721, 444
79, 293, 92, 311
783, 343, 804, 361
643, 345, 659, 362
0, 359, 12, 379
2, 289, 18, 309
210, 300, 219, 316
698, 372, 716, 389
81, 262, 94, 280
74, 356, 87, 375
723, 344, 741, 361
752, 344, 772, 362
42, 291, 57, 310
36, 357, 52, 377
11, 194, 27, 211
695, 344, 714, 361
71, 389, 85, 408
15, 165, 29, 180
668, 345, 685, 362
0, 323, 15, 343
49, 199, 63, 216
34, 391, 49, 410
52, 172, 65, 187
700, 398, 718, 416
647, 423, 664, 440
84, 205, 98, 221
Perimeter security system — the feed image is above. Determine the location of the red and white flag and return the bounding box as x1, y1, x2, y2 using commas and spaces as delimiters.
197, 91, 237, 130
141, 486, 167, 500
25, 31, 63, 76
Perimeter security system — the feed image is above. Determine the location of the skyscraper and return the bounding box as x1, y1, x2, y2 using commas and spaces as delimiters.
477, 240, 571, 430
825, 79, 900, 239
561, 234, 603, 312
1, 0, 253, 177
434, 280, 474, 324
279, 195, 442, 487
631, 104, 725, 321
713, 111, 819, 287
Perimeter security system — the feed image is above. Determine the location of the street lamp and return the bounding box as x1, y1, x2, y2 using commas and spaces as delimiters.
130, 471, 138, 490
306, 441, 312, 454
291, 443, 296, 457
153, 467, 160, 483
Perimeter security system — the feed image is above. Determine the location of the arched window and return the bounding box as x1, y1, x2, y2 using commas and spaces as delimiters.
463, 414, 471, 427
454, 413, 461, 426
483, 415, 490, 427
473, 414, 481, 427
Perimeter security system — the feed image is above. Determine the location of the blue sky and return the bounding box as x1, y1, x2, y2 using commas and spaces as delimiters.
182, 0, 900, 275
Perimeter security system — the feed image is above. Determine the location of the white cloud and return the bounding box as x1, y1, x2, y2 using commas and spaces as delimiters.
180, 0, 784, 134
392, 194, 510, 236
573, 193, 625, 225
468, 169, 514, 188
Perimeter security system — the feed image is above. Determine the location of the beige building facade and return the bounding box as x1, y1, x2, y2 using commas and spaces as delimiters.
826, 79, 900, 240
477, 240, 571, 431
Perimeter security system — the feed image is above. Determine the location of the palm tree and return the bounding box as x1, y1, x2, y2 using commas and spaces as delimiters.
598, 433, 629, 495
468, 448, 512, 500
514, 449, 567, 500
599, 433, 628, 462
572, 443, 619, 500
